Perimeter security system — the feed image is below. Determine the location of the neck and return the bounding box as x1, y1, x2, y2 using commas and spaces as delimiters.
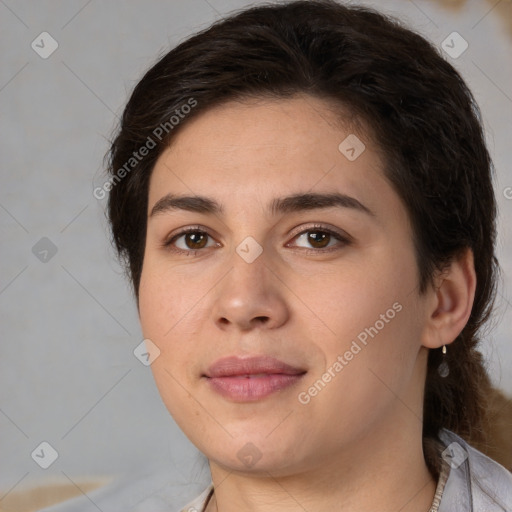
205, 417, 436, 512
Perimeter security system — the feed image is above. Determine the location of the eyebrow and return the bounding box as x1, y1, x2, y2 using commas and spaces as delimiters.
149, 192, 374, 218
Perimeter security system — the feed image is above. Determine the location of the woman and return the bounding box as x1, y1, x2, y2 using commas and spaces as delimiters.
105, 1, 512, 510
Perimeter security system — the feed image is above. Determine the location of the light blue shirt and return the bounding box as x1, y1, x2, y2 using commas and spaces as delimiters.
436, 429, 512, 511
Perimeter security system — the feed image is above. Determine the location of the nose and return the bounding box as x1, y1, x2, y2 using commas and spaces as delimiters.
211, 248, 290, 332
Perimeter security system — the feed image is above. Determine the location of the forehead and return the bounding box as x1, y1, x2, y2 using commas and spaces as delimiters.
164, 95, 366, 162
149, 95, 385, 204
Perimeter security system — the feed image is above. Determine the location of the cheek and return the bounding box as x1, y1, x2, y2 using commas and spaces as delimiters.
138, 262, 215, 401
138, 259, 208, 339
297, 300, 424, 447
300, 250, 415, 345
138, 273, 198, 428
301, 249, 422, 403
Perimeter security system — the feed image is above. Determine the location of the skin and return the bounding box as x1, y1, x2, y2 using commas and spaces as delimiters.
138, 95, 476, 512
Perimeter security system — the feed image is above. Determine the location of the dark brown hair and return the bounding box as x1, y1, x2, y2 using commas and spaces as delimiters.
106, 0, 499, 473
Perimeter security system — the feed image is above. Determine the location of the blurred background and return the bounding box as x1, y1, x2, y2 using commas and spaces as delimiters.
1, 0, 511, 510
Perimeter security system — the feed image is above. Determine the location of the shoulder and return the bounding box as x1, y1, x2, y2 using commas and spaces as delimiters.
439, 429, 512, 512
33, 463, 211, 512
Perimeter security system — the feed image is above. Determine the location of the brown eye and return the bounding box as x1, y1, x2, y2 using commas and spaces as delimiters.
184, 232, 208, 249
307, 231, 331, 248
165, 228, 217, 253
288, 226, 351, 252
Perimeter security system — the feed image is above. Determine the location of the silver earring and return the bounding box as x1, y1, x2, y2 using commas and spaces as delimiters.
438, 344, 449, 378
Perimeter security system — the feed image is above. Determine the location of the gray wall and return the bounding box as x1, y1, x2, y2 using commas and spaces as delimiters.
1, 0, 511, 498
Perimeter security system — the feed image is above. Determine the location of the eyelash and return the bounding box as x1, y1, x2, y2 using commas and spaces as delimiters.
162, 224, 352, 256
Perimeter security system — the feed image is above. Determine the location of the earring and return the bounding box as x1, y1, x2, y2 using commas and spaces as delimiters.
438, 344, 449, 378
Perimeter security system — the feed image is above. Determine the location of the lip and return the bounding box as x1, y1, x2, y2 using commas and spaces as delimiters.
204, 355, 306, 402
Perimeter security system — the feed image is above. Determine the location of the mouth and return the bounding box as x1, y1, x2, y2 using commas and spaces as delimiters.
203, 355, 307, 402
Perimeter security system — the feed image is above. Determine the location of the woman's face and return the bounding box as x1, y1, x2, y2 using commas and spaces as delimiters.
139, 95, 432, 475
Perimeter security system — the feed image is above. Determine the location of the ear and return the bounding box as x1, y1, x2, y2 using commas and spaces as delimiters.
421, 248, 476, 349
